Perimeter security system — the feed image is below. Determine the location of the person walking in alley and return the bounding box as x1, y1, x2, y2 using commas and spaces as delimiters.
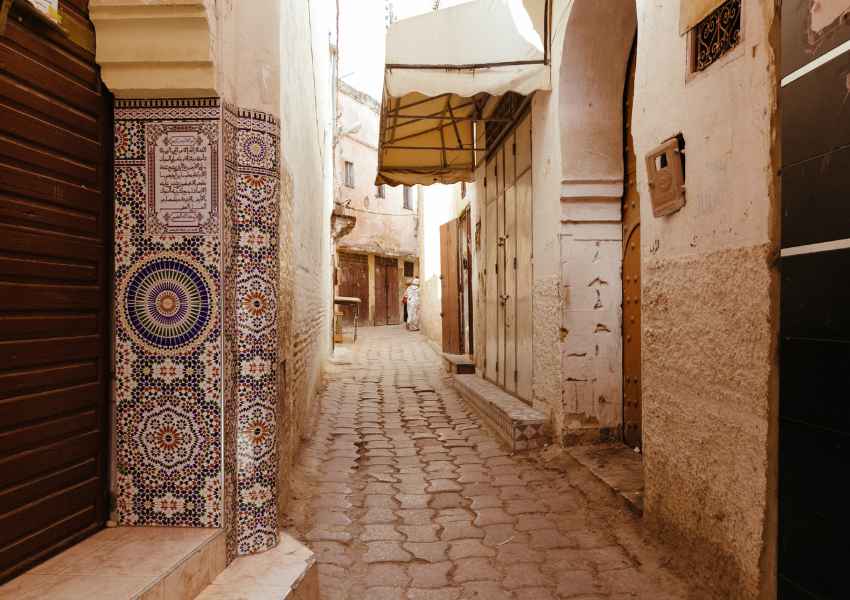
404, 277, 420, 331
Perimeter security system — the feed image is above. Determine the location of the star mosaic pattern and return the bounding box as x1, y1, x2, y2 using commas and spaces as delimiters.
112, 99, 282, 559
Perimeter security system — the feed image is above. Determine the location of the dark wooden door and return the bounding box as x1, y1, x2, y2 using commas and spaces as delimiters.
374, 256, 399, 326
779, 4, 850, 597
384, 258, 399, 326
374, 259, 387, 326
440, 220, 462, 354
0, 0, 112, 582
337, 253, 368, 327
622, 43, 641, 449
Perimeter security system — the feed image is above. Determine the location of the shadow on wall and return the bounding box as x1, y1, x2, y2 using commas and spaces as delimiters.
419, 274, 442, 345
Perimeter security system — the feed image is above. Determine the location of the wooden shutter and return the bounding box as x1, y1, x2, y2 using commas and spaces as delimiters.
440, 220, 462, 354
0, 0, 112, 582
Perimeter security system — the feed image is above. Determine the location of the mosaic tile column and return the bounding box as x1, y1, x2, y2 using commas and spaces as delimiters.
113, 99, 281, 558
114, 98, 224, 528
223, 105, 281, 556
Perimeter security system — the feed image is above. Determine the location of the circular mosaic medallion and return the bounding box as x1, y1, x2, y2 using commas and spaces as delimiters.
241, 133, 271, 168
120, 256, 216, 354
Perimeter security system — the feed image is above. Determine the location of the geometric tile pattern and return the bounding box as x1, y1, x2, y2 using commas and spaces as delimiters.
222, 103, 281, 557
113, 99, 281, 556
113, 98, 224, 528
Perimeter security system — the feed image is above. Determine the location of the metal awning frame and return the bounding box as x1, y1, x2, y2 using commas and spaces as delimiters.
375, 0, 552, 187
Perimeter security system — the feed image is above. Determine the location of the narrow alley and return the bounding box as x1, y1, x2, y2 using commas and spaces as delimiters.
288, 327, 700, 600
1, 0, 845, 597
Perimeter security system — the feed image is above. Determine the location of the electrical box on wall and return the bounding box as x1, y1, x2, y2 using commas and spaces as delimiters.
645, 135, 686, 217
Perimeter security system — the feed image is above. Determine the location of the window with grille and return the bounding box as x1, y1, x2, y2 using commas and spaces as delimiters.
403, 185, 413, 210
690, 0, 741, 73
344, 161, 354, 188
376, 184, 385, 198
404, 261, 414, 277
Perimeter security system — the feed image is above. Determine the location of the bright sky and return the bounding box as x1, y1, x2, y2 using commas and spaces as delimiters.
338, 0, 475, 100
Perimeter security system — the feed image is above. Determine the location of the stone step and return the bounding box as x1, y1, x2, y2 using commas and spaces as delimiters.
441, 353, 476, 374
452, 374, 549, 452
567, 443, 645, 515
194, 532, 318, 600
0, 527, 225, 600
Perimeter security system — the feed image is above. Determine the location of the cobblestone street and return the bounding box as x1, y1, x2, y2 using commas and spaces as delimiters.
287, 327, 702, 600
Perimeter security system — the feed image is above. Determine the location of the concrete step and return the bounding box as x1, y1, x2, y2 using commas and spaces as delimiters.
441, 353, 476, 374
453, 374, 549, 452
195, 532, 318, 599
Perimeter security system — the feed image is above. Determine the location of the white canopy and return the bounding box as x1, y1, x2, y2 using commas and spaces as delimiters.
385, 0, 550, 98
377, 0, 552, 186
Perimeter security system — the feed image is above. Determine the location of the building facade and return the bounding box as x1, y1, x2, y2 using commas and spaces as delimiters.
334, 81, 419, 328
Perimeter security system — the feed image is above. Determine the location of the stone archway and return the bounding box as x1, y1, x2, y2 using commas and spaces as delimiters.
557, 2, 637, 444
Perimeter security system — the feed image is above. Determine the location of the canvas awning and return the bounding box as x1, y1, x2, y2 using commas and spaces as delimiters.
376, 0, 552, 187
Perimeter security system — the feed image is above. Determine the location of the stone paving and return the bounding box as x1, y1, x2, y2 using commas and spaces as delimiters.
286, 326, 701, 600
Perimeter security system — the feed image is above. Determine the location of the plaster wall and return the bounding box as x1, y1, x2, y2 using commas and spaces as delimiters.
630, 1, 779, 597
277, 0, 336, 512
218, 0, 280, 116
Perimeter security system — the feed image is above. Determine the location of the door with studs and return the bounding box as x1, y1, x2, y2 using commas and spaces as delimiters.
622, 44, 641, 449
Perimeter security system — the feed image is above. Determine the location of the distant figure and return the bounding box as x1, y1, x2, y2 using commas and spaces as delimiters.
405, 278, 420, 331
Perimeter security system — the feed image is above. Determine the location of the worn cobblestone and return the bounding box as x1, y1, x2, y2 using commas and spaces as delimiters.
286, 327, 700, 599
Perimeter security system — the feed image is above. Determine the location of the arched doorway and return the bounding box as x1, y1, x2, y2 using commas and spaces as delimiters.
558, 2, 638, 444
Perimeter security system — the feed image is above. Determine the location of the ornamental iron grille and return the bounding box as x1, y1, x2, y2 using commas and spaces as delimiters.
693, 0, 741, 72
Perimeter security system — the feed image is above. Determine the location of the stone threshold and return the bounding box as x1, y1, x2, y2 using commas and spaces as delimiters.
452, 374, 549, 452
0, 526, 225, 600
441, 352, 476, 374
567, 443, 645, 515
196, 531, 317, 599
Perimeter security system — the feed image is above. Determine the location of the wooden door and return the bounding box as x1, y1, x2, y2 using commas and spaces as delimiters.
504, 144, 517, 394
464, 211, 473, 354
374, 259, 388, 326
485, 159, 498, 382
440, 221, 461, 353
337, 253, 368, 327
496, 150, 506, 387
0, 0, 112, 582
375, 256, 399, 326
622, 45, 641, 449
515, 169, 533, 402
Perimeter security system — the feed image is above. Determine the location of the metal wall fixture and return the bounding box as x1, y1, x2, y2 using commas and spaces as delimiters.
645, 135, 686, 217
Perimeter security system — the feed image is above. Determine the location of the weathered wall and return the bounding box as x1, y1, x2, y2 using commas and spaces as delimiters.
336, 83, 419, 259
277, 0, 335, 514
631, 1, 779, 597
418, 185, 468, 346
